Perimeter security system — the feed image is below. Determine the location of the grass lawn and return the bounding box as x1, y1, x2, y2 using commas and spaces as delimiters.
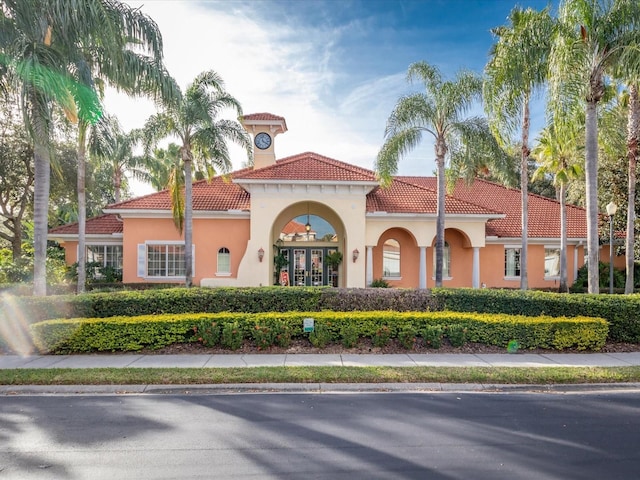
2, 366, 640, 386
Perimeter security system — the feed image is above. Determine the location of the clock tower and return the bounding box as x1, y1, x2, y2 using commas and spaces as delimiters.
241, 113, 288, 169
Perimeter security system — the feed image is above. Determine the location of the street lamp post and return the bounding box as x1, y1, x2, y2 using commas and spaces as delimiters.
606, 201, 617, 294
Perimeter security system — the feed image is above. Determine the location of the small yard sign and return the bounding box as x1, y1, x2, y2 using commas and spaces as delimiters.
303, 317, 315, 333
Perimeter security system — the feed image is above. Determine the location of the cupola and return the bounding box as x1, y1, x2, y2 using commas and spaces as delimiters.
241, 113, 288, 169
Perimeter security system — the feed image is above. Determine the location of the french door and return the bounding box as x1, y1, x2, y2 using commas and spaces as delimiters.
279, 247, 338, 286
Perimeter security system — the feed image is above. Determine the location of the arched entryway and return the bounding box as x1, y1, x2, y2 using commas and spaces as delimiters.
272, 202, 346, 287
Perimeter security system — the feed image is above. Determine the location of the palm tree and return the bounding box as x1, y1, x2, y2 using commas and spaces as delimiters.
71, 22, 177, 294
1, 0, 100, 295
89, 115, 157, 204
624, 83, 638, 293
146, 143, 182, 192
376, 61, 513, 287
532, 122, 583, 293
549, 0, 640, 293
0, 0, 176, 295
143, 70, 251, 287
484, 6, 553, 290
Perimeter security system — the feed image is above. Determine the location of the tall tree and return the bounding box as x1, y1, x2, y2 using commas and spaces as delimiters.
0, 0, 177, 295
532, 122, 583, 293
89, 115, 156, 204
0, 0, 102, 295
69, 8, 177, 294
376, 61, 513, 287
624, 83, 638, 293
549, 0, 640, 293
0, 93, 33, 259
146, 143, 182, 192
143, 70, 251, 287
484, 6, 553, 290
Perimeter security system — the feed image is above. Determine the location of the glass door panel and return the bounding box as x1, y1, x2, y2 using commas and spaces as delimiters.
293, 249, 306, 286
310, 249, 323, 286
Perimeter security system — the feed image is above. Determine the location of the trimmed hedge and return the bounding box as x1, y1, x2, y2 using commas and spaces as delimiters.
432, 288, 640, 343
5, 286, 640, 344
30, 310, 608, 354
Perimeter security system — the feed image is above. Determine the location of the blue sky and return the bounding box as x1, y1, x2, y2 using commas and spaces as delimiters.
111, 0, 554, 194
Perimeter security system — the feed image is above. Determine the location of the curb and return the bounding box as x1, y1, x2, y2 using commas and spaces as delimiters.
3, 382, 640, 396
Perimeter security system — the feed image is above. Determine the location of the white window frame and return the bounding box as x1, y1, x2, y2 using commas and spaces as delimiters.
79, 244, 123, 278
504, 245, 521, 280
138, 241, 195, 279
382, 239, 401, 279
216, 247, 231, 276
544, 245, 561, 279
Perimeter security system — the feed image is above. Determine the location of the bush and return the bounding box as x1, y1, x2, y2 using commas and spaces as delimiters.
370, 278, 390, 288
398, 325, 417, 350
251, 319, 291, 349
29, 310, 609, 354
432, 288, 640, 343
309, 323, 332, 348
196, 320, 221, 347
340, 323, 359, 348
221, 322, 243, 350
372, 325, 391, 347
446, 324, 467, 347
422, 325, 443, 349
571, 262, 626, 291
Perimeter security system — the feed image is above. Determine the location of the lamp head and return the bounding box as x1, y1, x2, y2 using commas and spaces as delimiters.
606, 201, 617, 216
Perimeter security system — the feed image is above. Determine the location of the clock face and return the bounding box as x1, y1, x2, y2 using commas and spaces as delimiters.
254, 132, 272, 150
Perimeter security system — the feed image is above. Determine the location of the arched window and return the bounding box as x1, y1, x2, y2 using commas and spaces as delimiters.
382, 239, 400, 277
433, 242, 451, 278
217, 247, 230, 275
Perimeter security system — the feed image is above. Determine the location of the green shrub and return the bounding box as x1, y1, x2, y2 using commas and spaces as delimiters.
221, 322, 243, 350
196, 320, 221, 347
446, 324, 468, 347
251, 319, 291, 349
571, 262, 626, 291
29, 309, 609, 354
370, 278, 390, 288
372, 325, 391, 347
422, 325, 443, 349
432, 288, 640, 343
309, 323, 332, 348
398, 325, 417, 350
340, 323, 359, 348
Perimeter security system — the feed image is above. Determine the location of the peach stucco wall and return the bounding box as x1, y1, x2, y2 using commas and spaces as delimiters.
366, 227, 629, 289
121, 217, 250, 285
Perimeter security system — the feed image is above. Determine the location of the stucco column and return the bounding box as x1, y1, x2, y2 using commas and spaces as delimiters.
472, 247, 480, 289
419, 246, 427, 289
366, 246, 373, 287
573, 245, 579, 285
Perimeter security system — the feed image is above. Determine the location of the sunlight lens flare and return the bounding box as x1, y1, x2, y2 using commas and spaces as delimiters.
0, 292, 36, 356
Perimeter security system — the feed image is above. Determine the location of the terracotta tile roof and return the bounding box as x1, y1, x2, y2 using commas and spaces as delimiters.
243, 113, 286, 122
49, 214, 123, 235
366, 178, 499, 215
107, 169, 252, 211
235, 152, 378, 182
282, 220, 306, 235
398, 177, 587, 238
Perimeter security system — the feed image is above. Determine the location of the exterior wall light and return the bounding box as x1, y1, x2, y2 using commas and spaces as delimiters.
352, 248, 359, 263
258, 247, 265, 263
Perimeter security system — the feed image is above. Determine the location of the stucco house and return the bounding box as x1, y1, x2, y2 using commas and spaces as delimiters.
49, 113, 623, 289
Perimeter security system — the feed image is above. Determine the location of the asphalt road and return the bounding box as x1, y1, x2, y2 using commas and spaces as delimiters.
2, 391, 640, 479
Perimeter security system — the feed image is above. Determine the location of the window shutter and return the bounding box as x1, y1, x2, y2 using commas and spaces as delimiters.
137, 244, 146, 277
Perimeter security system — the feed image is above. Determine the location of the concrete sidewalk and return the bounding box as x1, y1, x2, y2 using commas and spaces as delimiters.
3, 352, 640, 369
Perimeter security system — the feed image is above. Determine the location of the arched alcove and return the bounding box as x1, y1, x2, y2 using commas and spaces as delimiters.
271, 202, 346, 287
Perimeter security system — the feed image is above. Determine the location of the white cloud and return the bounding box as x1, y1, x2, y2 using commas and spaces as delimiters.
105, 0, 439, 195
